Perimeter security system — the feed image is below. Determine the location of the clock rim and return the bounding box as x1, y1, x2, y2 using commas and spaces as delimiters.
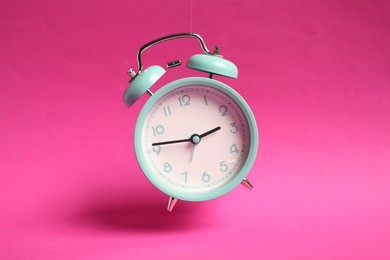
134, 77, 258, 201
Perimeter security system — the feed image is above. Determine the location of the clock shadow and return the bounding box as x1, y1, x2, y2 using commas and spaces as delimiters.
68, 187, 212, 233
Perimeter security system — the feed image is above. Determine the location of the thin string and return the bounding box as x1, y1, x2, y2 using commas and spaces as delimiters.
190, 0, 193, 33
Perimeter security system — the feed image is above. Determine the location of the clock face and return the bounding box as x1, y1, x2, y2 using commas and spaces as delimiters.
135, 78, 258, 201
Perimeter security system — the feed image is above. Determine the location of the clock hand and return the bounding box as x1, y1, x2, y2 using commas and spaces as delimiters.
199, 126, 221, 138
190, 126, 220, 162
152, 137, 191, 146
190, 144, 196, 162
152, 126, 221, 147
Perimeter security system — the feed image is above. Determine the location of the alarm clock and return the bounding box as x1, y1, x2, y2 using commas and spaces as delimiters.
123, 33, 258, 211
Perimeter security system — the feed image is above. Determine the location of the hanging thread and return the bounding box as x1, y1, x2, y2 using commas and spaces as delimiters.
190, 0, 193, 33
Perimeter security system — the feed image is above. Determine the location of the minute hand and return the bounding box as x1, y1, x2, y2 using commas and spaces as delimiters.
152, 126, 221, 146
152, 137, 191, 146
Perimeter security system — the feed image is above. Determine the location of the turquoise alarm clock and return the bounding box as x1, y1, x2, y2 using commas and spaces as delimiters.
123, 33, 258, 211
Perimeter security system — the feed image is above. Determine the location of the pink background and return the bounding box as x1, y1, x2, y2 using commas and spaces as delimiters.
1, 0, 390, 259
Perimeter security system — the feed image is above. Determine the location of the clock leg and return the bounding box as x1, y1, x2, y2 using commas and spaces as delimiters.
167, 197, 178, 212
241, 178, 253, 190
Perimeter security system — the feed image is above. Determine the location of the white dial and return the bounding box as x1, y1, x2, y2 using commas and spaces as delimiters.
134, 79, 257, 201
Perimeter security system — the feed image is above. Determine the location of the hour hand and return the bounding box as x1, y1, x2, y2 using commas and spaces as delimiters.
199, 126, 221, 138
